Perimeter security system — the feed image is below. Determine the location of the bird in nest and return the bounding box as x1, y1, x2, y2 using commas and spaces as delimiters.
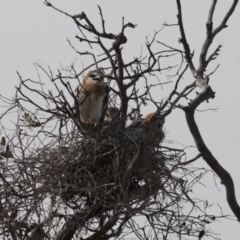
103, 106, 120, 126
73, 69, 110, 125
126, 112, 165, 143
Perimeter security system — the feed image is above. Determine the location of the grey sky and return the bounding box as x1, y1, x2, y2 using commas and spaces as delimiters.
1, 1, 240, 239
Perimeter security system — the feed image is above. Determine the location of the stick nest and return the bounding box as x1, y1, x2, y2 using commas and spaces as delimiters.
36, 127, 170, 208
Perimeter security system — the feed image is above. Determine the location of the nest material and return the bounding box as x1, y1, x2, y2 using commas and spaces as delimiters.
37, 127, 167, 206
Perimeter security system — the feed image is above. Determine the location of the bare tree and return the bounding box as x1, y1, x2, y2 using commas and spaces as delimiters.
0, 0, 239, 239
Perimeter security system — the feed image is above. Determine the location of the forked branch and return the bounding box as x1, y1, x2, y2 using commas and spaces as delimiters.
180, 0, 240, 222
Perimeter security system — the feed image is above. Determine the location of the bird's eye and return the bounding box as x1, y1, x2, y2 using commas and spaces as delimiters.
157, 123, 162, 129
89, 74, 95, 78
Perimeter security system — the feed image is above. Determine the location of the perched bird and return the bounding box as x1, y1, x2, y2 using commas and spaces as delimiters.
74, 69, 109, 125
104, 106, 120, 126
126, 112, 165, 143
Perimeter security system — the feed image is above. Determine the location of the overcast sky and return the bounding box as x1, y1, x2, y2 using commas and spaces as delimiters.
1, 1, 240, 239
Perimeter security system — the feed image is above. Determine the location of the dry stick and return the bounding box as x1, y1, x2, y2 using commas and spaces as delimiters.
184, 103, 240, 221
121, 144, 142, 202
112, 24, 128, 119
176, 0, 195, 74
55, 205, 116, 240
198, 0, 239, 74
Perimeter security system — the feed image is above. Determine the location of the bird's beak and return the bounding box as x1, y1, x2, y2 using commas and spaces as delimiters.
93, 75, 104, 81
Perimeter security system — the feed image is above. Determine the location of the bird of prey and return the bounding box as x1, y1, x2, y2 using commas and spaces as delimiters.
126, 112, 165, 143
104, 106, 120, 126
74, 69, 109, 125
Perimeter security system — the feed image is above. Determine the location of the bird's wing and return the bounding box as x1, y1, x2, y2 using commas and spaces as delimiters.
72, 86, 88, 114
126, 118, 144, 135
99, 84, 110, 124
75, 87, 88, 105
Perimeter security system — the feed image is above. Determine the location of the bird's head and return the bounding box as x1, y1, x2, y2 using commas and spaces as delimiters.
144, 112, 165, 129
104, 106, 120, 125
85, 69, 105, 84
144, 112, 165, 142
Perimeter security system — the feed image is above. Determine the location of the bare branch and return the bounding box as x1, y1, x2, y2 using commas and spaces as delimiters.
198, 0, 238, 74
176, 0, 196, 74
184, 106, 240, 221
